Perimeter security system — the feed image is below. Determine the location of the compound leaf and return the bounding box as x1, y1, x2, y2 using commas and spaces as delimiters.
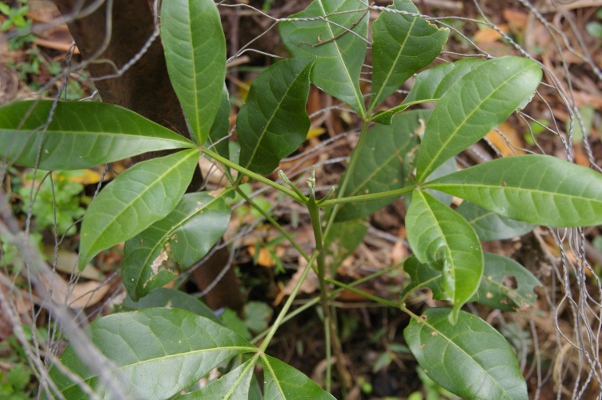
238, 58, 313, 175
0, 100, 194, 170
424, 154, 602, 227
416, 57, 542, 182
161, 0, 226, 144
263, 355, 336, 399
79, 149, 199, 269
456, 200, 534, 241
404, 308, 528, 400
50, 308, 255, 399
122, 191, 231, 301
473, 253, 541, 311
369, 0, 448, 111
405, 190, 483, 322
279, 0, 368, 117
335, 110, 428, 221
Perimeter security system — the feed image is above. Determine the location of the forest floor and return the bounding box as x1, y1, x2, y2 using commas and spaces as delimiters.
1, 0, 602, 399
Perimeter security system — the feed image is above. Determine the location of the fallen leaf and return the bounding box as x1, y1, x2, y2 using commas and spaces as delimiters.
485, 121, 525, 156
474, 25, 508, 43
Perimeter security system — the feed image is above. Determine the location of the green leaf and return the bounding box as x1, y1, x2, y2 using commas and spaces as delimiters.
263, 355, 336, 399
121, 287, 219, 323
404, 59, 487, 105
401, 253, 541, 313
415, 56, 542, 182
400, 255, 446, 301
473, 253, 541, 311
79, 149, 200, 269
324, 218, 368, 271
279, 0, 368, 117
335, 110, 429, 221
456, 200, 534, 241
404, 308, 528, 400
424, 154, 602, 227
405, 190, 483, 322
369, 0, 448, 111
238, 58, 314, 175
206, 85, 231, 161
424, 156, 456, 206
122, 191, 231, 300
0, 100, 195, 170
161, 0, 226, 144
371, 58, 485, 125
177, 359, 255, 399
50, 308, 255, 399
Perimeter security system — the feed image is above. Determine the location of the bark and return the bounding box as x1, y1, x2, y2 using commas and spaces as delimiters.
53, 0, 243, 312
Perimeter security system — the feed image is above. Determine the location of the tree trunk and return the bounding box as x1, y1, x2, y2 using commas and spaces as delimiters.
53, 0, 243, 312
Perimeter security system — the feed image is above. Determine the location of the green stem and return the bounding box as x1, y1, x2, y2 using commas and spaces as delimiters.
325, 278, 400, 308
307, 190, 352, 391
201, 147, 307, 204
259, 251, 319, 353
234, 187, 310, 262
323, 120, 369, 239
319, 184, 417, 207
251, 262, 404, 344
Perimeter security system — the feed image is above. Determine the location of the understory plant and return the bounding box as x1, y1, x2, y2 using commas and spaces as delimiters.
1, 0, 601, 398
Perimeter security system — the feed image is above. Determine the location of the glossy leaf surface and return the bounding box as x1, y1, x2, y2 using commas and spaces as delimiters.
0, 100, 194, 170
456, 200, 534, 241
263, 355, 336, 399
371, 58, 485, 125
79, 149, 199, 269
335, 110, 428, 221
51, 308, 255, 399
404, 58, 487, 105
162, 0, 226, 144
123, 192, 231, 300
121, 287, 218, 322
238, 58, 313, 174
404, 308, 528, 400
405, 190, 483, 321
370, 0, 448, 111
402, 254, 541, 312
415, 57, 542, 182
474, 253, 541, 311
400, 255, 446, 301
279, 0, 368, 117
425, 154, 602, 227
207, 86, 231, 161
177, 359, 255, 399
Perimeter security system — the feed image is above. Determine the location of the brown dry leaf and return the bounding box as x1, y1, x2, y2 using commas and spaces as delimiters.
36, 269, 110, 308
0, 278, 33, 340
503, 9, 528, 32
573, 144, 591, 167
336, 288, 375, 302
248, 245, 285, 268
48, 247, 106, 281
276, 259, 319, 305
474, 25, 508, 43
485, 121, 525, 156
33, 38, 79, 54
